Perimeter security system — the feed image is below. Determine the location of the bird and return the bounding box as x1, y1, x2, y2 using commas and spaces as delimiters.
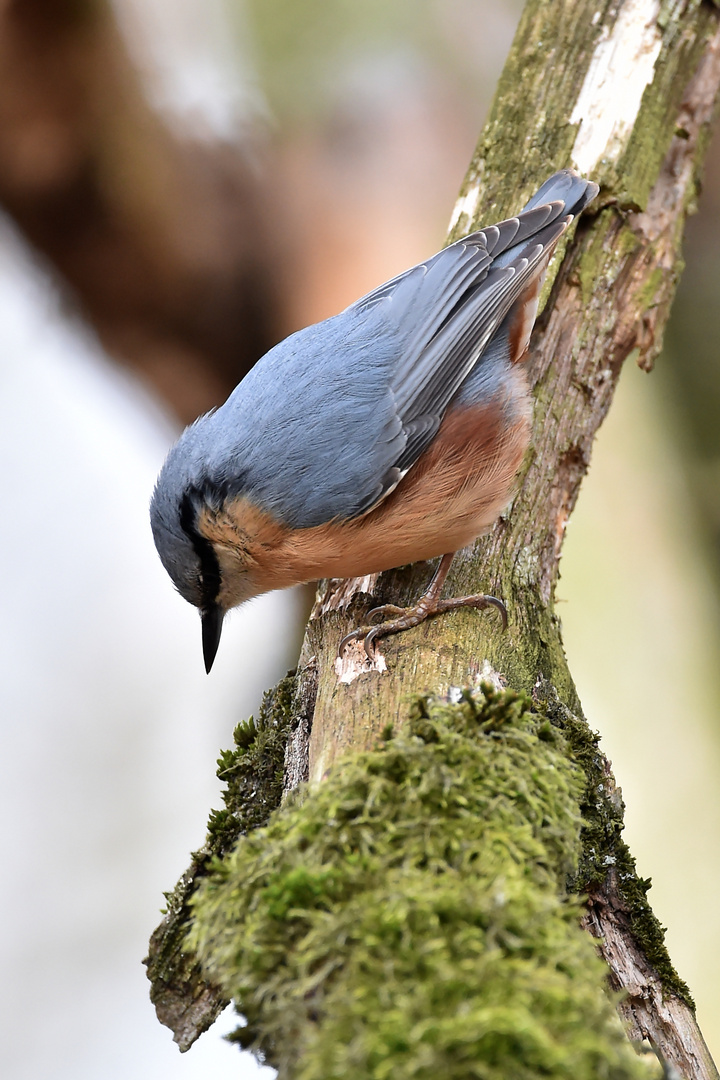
150, 168, 599, 673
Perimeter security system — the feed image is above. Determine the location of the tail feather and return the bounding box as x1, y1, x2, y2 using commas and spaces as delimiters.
521, 168, 599, 218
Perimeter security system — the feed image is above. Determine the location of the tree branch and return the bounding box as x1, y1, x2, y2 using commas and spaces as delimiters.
146, 0, 720, 1074
294, 3, 720, 1075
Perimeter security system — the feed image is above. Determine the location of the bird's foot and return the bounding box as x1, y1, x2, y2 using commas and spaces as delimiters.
338, 591, 507, 661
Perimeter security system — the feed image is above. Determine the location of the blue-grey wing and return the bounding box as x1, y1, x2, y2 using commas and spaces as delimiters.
344, 168, 598, 509
204, 170, 597, 529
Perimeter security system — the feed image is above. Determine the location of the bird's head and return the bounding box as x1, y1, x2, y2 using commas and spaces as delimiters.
150, 436, 259, 673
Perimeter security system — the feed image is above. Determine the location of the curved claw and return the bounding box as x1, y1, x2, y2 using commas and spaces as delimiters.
484, 595, 508, 632
366, 604, 405, 623
363, 626, 382, 660
337, 623, 385, 662
338, 591, 509, 661
337, 627, 364, 658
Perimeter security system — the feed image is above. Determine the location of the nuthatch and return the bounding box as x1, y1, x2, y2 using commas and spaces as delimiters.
151, 169, 598, 672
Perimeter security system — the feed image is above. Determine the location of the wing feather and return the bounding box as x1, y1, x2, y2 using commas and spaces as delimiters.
346, 170, 598, 517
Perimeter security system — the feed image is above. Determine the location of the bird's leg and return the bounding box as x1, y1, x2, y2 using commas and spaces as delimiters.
364, 551, 456, 624
338, 552, 507, 661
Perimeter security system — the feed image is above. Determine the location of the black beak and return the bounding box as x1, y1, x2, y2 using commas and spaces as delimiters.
201, 605, 224, 674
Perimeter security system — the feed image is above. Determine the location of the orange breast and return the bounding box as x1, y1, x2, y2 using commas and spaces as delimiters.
255, 392, 530, 591
199, 378, 532, 609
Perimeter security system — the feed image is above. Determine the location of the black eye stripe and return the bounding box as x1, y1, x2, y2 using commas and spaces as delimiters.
179, 490, 222, 609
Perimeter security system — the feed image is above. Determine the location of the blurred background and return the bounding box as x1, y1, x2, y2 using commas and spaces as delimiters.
0, 1, 718, 1077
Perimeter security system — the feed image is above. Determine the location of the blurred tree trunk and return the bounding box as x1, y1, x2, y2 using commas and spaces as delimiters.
0, 0, 285, 422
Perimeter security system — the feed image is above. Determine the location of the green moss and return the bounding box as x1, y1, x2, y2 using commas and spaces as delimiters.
535, 684, 694, 1009
208, 670, 297, 845
160, 671, 297, 919
617, 0, 714, 210
635, 266, 666, 316
144, 672, 298, 1042
576, 214, 640, 309
190, 686, 653, 1080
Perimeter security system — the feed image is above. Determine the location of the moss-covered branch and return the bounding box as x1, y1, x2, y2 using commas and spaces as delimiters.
147, 0, 720, 1075
190, 687, 653, 1080
143, 674, 297, 1050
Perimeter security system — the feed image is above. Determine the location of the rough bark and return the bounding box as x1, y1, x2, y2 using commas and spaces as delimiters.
145, 0, 720, 1075
0, 0, 282, 423
291, 3, 720, 1075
